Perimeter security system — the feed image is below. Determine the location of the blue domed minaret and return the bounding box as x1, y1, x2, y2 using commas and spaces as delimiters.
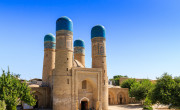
44, 33, 56, 49
74, 39, 85, 66
91, 25, 108, 110
42, 33, 56, 87
53, 16, 73, 110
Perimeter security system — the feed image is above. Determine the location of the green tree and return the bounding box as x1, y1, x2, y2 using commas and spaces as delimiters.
110, 75, 128, 86
121, 78, 137, 90
130, 79, 152, 102
172, 82, 180, 106
0, 100, 6, 110
150, 73, 177, 105
174, 76, 180, 83
0, 69, 36, 110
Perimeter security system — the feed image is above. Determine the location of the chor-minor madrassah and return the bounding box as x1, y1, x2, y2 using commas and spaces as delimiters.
28, 16, 133, 110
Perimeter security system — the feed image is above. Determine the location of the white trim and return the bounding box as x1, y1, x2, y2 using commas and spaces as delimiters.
80, 97, 89, 103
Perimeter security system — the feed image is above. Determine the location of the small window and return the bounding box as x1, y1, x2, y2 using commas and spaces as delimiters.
67, 58, 68, 60
67, 79, 69, 84
104, 70, 105, 73
67, 68, 68, 71
104, 80, 105, 85
82, 80, 87, 89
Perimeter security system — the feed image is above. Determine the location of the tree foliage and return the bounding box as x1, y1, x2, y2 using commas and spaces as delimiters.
0, 100, 6, 110
130, 79, 153, 101
121, 78, 137, 90
0, 69, 36, 110
150, 73, 180, 106
174, 76, 180, 84
110, 75, 128, 86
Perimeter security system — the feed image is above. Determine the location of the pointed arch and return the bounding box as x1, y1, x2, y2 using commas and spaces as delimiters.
117, 92, 126, 104
80, 97, 89, 103
109, 91, 115, 105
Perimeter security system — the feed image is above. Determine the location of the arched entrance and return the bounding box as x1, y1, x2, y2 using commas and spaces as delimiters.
119, 95, 123, 104
33, 91, 43, 109
117, 92, 125, 104
34, 95, 38, 109
108, 91, 115, 105
81, 101, 88, 110
80, 97, 89, 110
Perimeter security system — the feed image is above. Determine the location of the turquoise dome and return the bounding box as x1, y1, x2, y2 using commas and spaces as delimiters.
74, 39, 85, 48
44, 33, 56, 49
56, 16, 73, 32
91, 25, 105, 39
44, 33, 56, 42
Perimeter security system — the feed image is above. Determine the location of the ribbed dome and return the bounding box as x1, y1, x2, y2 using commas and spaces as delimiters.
91, 25, 105, 39
74, 39, 85, 48
56, 16, 73, 32
44, 33, 56, 42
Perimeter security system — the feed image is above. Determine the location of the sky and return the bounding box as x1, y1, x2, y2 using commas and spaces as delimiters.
0, 0, 180, 80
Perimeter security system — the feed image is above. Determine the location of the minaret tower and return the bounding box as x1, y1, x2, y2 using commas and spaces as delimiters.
53, 16, 73, 110
91, 25, 108, 110
42, 33, 56, 87
74, 39, 85, 66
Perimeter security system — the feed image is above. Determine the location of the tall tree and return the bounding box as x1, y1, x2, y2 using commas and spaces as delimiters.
0, 69, 36, 110
130, 79, 153, 102
150, 73, 180, 107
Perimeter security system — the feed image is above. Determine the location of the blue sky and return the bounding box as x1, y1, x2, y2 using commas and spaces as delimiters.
0, 0, 180, 80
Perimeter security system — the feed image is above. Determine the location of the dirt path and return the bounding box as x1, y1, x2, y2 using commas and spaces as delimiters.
108, 104, 170, 110
109, 104, 143, 110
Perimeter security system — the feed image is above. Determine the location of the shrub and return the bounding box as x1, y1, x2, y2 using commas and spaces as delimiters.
143, 106, 153, 110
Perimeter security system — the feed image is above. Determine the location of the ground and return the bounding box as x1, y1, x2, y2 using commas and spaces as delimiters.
108, 104, 170, 110
109, 104, 143, 110
30, 104, 169, 110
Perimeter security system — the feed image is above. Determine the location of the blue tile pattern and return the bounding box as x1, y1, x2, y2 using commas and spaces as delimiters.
74, 39, 85, 48
91, 25, 105, 39
74, 48, 85, 54
56, 16, 73, 32
44, 42, 56, 49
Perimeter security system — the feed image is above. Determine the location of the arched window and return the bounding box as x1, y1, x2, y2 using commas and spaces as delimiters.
82, 80, 87, 89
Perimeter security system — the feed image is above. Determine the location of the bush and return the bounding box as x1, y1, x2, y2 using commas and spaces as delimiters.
6, 105, 16, 110
143, 106, 153, 110
143, 97, 153, 110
